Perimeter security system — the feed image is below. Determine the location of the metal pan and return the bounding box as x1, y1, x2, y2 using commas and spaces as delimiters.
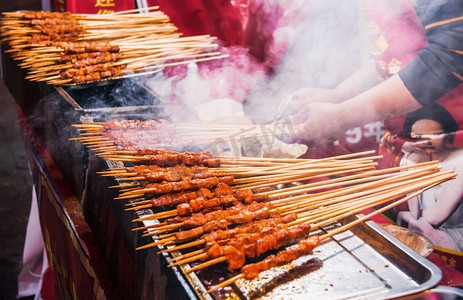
139, 213, 441, 300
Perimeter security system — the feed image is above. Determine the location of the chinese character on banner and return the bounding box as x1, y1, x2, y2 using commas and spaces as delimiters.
54, 0, 134, 14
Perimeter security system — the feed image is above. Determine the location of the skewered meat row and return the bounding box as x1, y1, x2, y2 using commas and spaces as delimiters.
176, 189, 268, 216
146, 189, 211, 208
130, 150, 221, 167
160, 193, 267, 226
51, 41, 120, 54
102, 129, 193, 153
60, 63, 126, 79
203, 224, 312, 271
59, 52, 121, 63
30, 18, 80, 26
28, 33, 79, 44
172, 202, 274, 242
176, 195, 243, 216
22, 11, 73, 20
70, 72, 101, 83
169, 202, 272, 230
176, 213, 298, 246
241, 235, 320, 279
66, 67, 125, 83
3, 23, 81, 35
63, 53, 122, 68
124, 164, 226, 182
128, 182, 238, 209
133, 175, 234, 198
102, 119, 171, 130
140, 182, 235, 206
138, 183, 256, 210
35, 24, 84, 35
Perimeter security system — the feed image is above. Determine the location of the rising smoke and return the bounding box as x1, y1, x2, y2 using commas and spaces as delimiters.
243, 0, 370, 124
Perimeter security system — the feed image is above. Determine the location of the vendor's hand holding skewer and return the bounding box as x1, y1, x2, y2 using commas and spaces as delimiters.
278, 101, 348, 147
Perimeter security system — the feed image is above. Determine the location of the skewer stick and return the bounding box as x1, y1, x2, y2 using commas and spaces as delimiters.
207, 274, 245, 294
321, 184, 441, 240
166, 171, 454, 269
167, 249, 205, 263
129, 164, 440, 223
159, 239, 205, 254
132, 222, 167, 232
264, 160, 439, 199
111, 6, 160, 15
276, 167, 442, 215
108, 183, 139, 189
232, 163, 377, 185
158, 172, 446, 254
136, 236, 175, 250
205, 180, 450, 294
186, 257, 228, 273
167, 253, 208, 267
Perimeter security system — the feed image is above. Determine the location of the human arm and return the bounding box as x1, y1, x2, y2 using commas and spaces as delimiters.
397, 0, 463, 107
407, 195, 421, 220
277, 59, 378, 114
408, 130, 463, 153
444, 131, 463, 148
420, 154, 463, 226
286, 73, 422, 146
282, 1, 463, 146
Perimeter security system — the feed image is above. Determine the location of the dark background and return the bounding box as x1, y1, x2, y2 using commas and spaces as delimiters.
0, 1, 41, 299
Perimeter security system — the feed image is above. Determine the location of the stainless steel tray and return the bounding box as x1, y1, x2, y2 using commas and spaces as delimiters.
136, 211, 441, 300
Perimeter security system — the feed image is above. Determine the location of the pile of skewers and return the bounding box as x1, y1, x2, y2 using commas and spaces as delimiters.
71, 119, 457, 294
0, 7, 227, 85
71, 119, 301, 153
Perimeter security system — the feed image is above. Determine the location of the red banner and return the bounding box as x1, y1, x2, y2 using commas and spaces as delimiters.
18, 107, 113, 300
54, 0, 134, 14
39, 178, 100, 299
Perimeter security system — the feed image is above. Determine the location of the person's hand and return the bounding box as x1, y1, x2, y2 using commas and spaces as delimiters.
410, 133, 446, 154
407, 216, 435, 235
280, 102, 348, 147
277, 87, 339, 118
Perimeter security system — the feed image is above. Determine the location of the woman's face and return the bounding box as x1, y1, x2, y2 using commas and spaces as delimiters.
410, 119, 446, 153
410, 119, 444, 138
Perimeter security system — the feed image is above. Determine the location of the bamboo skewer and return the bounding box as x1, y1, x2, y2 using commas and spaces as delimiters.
42, 113, 459, 292
128, 162, 433, 218
34, 112, 457, 292
119, 164, 375, 200
274, 166, 441, 216
205, 185, 437, 294
142, 170, 445, 240
128, 161, 441, 226
1, 8, 226, 85
114, 161, 373, 198
137, 168, 452, 247
171, 179, 434, 272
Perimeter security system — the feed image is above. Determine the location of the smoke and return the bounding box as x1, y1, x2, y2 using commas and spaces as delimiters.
139, 0, 371, 128
243, 0, 370, 124
24, 0, 426, 157
65, 77, 160, 109
133, 0, 375, 155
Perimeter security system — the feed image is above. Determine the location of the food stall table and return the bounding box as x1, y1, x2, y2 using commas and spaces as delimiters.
4, 43, 463, 299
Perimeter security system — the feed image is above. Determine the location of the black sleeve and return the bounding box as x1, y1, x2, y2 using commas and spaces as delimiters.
398, 0, 463, 106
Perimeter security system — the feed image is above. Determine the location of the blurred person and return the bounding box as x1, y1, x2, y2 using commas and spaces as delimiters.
271, 0, 463, 268
396, 103, 463, 251
279, 0, 463, 160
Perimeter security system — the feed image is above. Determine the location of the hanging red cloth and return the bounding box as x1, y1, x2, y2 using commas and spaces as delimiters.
146, 0, 244, 46
56, 0, 134, 14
